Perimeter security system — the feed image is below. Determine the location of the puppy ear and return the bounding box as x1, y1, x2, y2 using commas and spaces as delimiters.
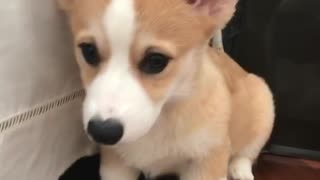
57, 0, 74, 12
186, 0, 237, 29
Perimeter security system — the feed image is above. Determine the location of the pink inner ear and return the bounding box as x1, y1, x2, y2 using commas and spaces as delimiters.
187, 0, 214, 7
187, 0, 215, 16
188, 0, 219, 15
187, 0, 201, 6
187, 0, 235, 17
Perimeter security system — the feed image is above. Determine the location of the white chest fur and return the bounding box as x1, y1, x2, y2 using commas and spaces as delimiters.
112, 118, 223, 177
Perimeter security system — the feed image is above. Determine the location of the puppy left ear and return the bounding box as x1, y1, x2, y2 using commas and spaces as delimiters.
186, 0, 237, 29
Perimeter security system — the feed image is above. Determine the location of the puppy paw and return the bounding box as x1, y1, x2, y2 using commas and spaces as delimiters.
229, 157, 254, 180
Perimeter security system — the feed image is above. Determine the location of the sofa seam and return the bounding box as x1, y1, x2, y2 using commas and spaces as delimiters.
0, 89, 85, 134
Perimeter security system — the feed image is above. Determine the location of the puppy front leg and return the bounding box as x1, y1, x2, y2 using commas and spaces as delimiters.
180, 143, 230, 180
100, 148, 139, 180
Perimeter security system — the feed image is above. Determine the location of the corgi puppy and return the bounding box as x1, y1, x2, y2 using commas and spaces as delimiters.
58, 0, 274, 179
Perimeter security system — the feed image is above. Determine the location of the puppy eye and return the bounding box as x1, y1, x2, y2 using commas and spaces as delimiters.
78, 43, 100, 66
139, 52, 171, 74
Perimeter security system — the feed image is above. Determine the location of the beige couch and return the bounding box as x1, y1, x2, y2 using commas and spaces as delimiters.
0, 1, 94, 180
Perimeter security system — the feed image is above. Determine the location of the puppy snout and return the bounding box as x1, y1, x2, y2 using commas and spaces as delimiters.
87, 118, 124, 145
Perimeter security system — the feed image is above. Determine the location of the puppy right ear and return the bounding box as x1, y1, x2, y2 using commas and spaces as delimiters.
186, 0, 237, 29
57, 0, 74, 12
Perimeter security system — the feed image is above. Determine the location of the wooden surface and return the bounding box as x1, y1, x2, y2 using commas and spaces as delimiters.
254, 155, 320, 180
154, 155, 320, 180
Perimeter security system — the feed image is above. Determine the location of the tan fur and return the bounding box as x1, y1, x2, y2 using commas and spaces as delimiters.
59, 0, 274, 179
210, 50, 274, 157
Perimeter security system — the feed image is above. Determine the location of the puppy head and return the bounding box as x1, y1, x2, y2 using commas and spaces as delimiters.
58, 0, 236, 145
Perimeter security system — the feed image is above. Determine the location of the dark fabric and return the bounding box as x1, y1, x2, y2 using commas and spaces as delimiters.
59, 154, 179, 180
59, 155, 101, 180
223, 0, 320, 157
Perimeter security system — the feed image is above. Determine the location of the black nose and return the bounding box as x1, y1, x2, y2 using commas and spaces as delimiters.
87, 118, 124, 145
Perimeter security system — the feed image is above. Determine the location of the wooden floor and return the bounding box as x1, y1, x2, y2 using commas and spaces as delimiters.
154, 155, 320, 180
254, 155, 320, 180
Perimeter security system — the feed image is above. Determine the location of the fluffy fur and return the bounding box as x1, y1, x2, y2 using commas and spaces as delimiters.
58, 0, 274, 179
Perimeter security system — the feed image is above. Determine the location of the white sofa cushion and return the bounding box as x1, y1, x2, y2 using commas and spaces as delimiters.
0, 0, 94, 179
0, 0, 80, 120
